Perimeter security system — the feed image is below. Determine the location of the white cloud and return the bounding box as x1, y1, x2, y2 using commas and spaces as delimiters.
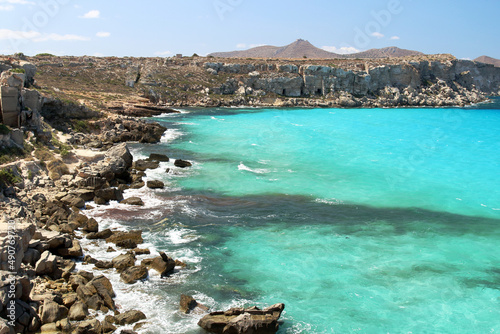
34, 33, 90, 42
154, 51, 172, 56
0, 4, 13, 10
249, 44, 264, 48
0, 0, 35, 4
322, 46, 360, 54
371, 32, 385, 39
0, 29, 41, 40
96, 32, 110, 38
81, 10, 100, 19
390, 36, 400, 40
0, 29, 89, 42
236, 43, 246, 49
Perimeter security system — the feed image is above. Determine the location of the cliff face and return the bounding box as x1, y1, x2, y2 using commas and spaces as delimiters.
5, 54, 499, 110
205, 59, 500, 106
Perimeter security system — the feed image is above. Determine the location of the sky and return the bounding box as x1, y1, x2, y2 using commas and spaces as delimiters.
0, 0, 498, 59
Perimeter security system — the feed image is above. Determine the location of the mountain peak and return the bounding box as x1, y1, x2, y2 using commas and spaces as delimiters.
208, 40, 424, 59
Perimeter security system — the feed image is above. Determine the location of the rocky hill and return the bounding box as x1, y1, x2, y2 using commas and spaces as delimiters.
208, 39, 424, 59
1, 53, 498, 113
474, 55, 500, 67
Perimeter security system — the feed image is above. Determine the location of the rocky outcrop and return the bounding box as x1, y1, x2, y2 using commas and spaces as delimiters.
198, 303, 285, 334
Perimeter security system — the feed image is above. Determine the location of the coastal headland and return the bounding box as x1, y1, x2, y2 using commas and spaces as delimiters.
0, 52, 499, 333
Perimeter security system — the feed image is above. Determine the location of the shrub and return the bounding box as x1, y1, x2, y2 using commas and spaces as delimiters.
11, 68, 26, 74
0, 124, 10, 135
0, 168, 21, 188
36, 53, 55, 57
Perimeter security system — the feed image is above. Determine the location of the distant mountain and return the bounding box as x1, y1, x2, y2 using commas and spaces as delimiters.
474, 55, 500, 67
208, 39, 424, 59
209, 39, 342, 59
345, 46, 424, 59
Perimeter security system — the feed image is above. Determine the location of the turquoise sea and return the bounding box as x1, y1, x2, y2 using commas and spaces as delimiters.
84, 98, 500, 333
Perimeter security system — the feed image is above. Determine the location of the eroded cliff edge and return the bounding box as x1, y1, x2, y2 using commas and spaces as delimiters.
3, 53, 499, 112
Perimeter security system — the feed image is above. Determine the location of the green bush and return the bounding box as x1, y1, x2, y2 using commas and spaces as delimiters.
36, 53, 55, 57
0, 124, 10, 135
0, 168, 21, 188
11, 68, 25, 74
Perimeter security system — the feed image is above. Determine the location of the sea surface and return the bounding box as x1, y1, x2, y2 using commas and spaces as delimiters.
81, 98, 500, 333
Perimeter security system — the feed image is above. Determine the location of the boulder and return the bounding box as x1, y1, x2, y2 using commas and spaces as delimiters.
111, 253, 136, 271
133, 159, 160, 171
86, 228, 113, 240
105, 143, 133, 169
95, 187, 123, 202
180, 294, 209, 314
174, 159, 192, 168
73, 319, 102, 334
34, 251, 56, 275
89, 275, 115, 310
197, 303, 285, 334
107, 230, 143, 245
120, 265, 148, 284
40, 300, 68, 324
95, 260, 113, 269
121, 197, 144, 206
116, 239, 137, 249
56, 239, 83, 258
82, 218, 99, 233
68, 301, 88, 321
114, 310, 147, 325
142, 252, 175, 277
148, 153, 169, 162
146, 180, 164, 189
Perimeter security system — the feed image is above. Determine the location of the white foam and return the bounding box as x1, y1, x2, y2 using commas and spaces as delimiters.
238, 162, 270, 174
160, 128, 184, 144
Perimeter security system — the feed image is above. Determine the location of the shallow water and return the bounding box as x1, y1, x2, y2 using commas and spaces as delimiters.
82, 99, 500, 333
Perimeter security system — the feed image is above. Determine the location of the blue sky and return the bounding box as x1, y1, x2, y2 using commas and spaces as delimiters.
0, 0, 498, 59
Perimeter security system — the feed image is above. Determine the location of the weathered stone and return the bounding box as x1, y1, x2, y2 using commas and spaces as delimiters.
106, 142, 133, 168
95, 260, 113, 269
107, 230, 143, 245
82, 217, 99, 233
102, 320, 117, 333
35, 251, 56, 275
73, 319, 102, 334
133, 159, 160, 171
146, 180, 164, 189
174, 159, 192, 168
121, 197, 144, 206
197, 303, 285, 334
111, 253, 136, 271
55, 239, 83, 258
148, 153, 169, 162
116, 239, 137, 249
86, 228, 113, 239
40, 300, 68, 324
95, 187, 123, 202
68, 301, 88, 321
62, 293, 78, 308
120, 265, 148, 284
114, 310, 147, 325
142, 253, 175, 277
180, 294, 208, 314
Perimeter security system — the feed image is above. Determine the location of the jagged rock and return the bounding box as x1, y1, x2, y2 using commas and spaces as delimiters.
133, 248, 150, 255
107, 230, 143, 245
46, 159, 69, 181
68, 301, 88, 321
121, 197, 144, 206
180, 294, 209, 314
62, 293, 78, 308
174, 159, 192, 168
133, 159, 160, 171
56, 239, 83, 258
116, 239, 137, 249
111, 253, 136, 271
120, 265, 148, 284
86, 228, 113, 240
73, 319, 102, 334
89, 275, 115, 310
35, 251, 57, 275
105, 143, 133, 168
95, 260, 113, 269
40, 300, 68, 324
148, 153, 169, 162
198, 303, 285, 334
129, 181, 145, 189
69, 274, 88, 291
95, 187, 123, 202
81, 217, 99, 233
141, 252, 175, 277
76, 283, 103, 311
102, 320, 117, 333
146, 180, 164, 189
114, 310, 147, 325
